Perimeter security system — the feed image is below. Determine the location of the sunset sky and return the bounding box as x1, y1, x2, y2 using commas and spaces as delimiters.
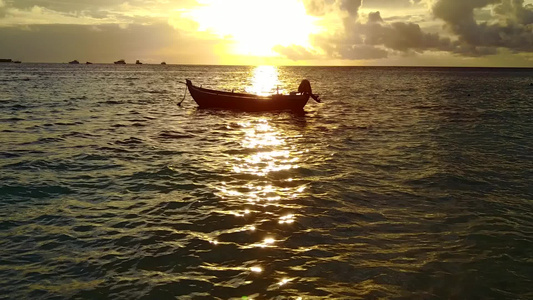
0, 0, 532, 66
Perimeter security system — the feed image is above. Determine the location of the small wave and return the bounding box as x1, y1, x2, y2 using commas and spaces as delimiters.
103, 99, 122, 105
69, 96, 87, 100
115, 137, 143, 145
54, 121, 78, 126
0, 152, 21, 158
60, 131, 97, 138
74, 153, 109, 161
146, 90, 169, 94
19, 137, 65, 145
11, 104, 28, 110
0, 184, 74, 198
1, 117, 25, 122
158, 130, 195, 139
0, 78, 31, 82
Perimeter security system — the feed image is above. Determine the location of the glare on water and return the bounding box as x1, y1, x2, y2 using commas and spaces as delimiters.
245, 65, 284, 95
1, 64, 532, 299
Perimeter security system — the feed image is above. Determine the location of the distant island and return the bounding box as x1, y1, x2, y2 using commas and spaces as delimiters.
0, 59, 174, 65
1, 59, 23, 63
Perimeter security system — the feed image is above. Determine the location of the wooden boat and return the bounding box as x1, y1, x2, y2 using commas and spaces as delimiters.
114, 59, 126, 64
185, 79, 318, 112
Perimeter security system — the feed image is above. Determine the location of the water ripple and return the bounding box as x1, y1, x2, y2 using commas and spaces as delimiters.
0, 65, 532, 299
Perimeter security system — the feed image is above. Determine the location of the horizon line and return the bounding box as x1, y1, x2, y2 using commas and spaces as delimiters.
1, 61, 533, 69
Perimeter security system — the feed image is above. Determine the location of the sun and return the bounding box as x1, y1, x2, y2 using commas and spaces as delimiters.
185, 0, 319, 59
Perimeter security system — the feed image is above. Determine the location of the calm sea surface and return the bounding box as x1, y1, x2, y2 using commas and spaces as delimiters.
0, 64, 532, 299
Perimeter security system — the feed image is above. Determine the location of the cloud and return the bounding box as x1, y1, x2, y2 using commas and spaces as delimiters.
0, 0, 198, 26
272, 45, 319, 60
295, 1, 456, 60
302, 0, 336, 16
360, 17, 454, 52
0, 22, 224, 64
432, 0, 533, 52
0, 0, 230, 64
368, 11, 383, 23
1, 0, 531, 65
0, 5, 106, 26
341, 0, 362, 17
285, 0, 533, 62
362, 0, 421, 9
337, 44, 389, 59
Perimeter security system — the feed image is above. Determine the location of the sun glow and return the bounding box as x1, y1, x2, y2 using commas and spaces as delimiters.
246, 65, 281, 95
186, 0, 319, 58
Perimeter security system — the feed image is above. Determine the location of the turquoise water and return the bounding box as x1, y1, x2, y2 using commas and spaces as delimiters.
0, 64, 532, 299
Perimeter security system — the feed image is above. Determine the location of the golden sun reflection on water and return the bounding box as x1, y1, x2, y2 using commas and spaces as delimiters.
213, 116, 307, 256
216, 118, 306, 207
208, 67, 310, 295
245, 66, 284, 96
234, 119, 299, 177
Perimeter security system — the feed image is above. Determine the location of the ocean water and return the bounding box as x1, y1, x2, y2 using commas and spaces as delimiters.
0, 63, 532, 299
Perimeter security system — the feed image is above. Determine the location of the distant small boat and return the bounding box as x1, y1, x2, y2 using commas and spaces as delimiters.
136, 60, 142, 65
184, 79, 320, 112
86, 61, 92, 65
13, 61, 21, 64
161, 62, 166, 65
114, 59, 126, 64
69, 60, 80, 64
0, 59, 12, 63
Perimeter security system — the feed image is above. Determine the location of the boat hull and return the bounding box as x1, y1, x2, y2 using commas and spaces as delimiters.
186, 80, 310, 112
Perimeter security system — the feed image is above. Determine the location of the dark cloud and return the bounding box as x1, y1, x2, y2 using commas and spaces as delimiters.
337, 44, 389, 59
289, 0, 533, 61
300, 1, 456, 61
368, 11, 383, 23
2, 0, 532, 64
432, 0, 533, 53
493, 0, 533, 24
340, 0, 362, 17
359, 19, 454, 52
